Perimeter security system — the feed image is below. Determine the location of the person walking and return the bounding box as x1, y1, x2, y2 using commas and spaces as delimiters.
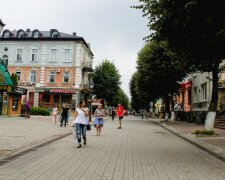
24, 101, 30, 119
73, 101, 89, 148
60, 104, 69, 127
111, 107, 116, 121
66, 104, 70, 125
52, 105, 58, 124
116, 103, 124, 129
94, 104, 105, 136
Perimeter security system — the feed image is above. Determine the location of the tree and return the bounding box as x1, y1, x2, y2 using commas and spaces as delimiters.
10, 73, 18, 87
134, 0, 225, 129
92, 60, 121, 106
130, 72, 149, 112
136, 40, 187, 112
112, 88, 129, 109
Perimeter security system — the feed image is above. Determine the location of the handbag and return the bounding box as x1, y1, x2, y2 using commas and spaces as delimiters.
87, 123, 91, 131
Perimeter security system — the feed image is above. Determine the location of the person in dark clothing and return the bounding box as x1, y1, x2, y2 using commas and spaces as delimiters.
60, 104, 69, 127
111, 108, 116, 121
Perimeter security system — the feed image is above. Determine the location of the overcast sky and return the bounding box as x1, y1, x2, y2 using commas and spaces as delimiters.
0, 0, 149, 98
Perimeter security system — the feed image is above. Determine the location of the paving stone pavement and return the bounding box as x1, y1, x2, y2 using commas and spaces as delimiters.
0, 115, 72, 159
149, 118, 225, 161
0, 116, 225, 180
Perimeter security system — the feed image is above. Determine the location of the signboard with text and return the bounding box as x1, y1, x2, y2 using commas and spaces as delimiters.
50, 89, 76, 94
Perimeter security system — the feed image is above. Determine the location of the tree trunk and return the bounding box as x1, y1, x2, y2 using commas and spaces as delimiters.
205, 62, 219, 130
164, 95, 170, 113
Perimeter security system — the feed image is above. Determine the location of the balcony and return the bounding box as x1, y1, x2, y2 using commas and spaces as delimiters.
82, 62, 93, 72
80, 83, 93, 94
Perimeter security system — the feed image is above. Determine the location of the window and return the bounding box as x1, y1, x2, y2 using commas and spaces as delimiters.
64, 49, 71, 62
49, 71, 56, 83
16, 49, 23, 62
193, 86, 197, 103
188, 89, 191, 105
18, 31, 24, 38
2, 55, 8, 67
33, 31, 39, 38
201, 83, 207, 101
16, 71, 21, 82
3, 31, 10, 38
50, 49, 57, 62
31, 49, 38, 62
30, 70, 36, 83
64, 72, 69, 83
52, 31, 58, 38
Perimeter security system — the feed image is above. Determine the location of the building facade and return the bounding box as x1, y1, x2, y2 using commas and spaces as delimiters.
0, 29, 93, 110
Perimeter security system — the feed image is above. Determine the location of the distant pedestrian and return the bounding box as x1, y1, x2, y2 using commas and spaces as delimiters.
52, 105, 58, 124
94, 105, 105, 136
60, 104, 69, 127
116, 103, 124, 129
66, 104, 70, 125
111, 107, 116, 121
73, 101, 89, 148
174, 102, 181, 121
24, 101, 30, 119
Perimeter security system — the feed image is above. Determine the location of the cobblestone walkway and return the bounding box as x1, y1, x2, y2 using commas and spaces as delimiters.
0, 116, 225, 180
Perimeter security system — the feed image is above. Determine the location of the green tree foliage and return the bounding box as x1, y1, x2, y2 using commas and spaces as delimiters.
136, 40, 187, 112
10, 73, 18, 87
93, 60, 121, 106
129, 72, 149, 111
134, 0, 225, 111
112, 88, 129, 109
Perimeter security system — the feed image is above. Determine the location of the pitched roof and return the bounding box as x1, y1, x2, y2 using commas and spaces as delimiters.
0, 29, 93, 56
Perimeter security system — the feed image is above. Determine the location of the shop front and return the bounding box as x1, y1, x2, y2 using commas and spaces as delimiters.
0, 59, 14, 115
37, 88, 77, 110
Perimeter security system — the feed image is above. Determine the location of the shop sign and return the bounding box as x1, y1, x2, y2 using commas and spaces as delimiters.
50, 89, 76, 94
14, 87, 27, 95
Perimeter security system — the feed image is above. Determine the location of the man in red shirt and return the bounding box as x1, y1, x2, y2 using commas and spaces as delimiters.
116, 103, 124, 129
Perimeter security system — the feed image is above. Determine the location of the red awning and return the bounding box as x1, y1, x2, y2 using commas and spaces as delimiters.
180, 81, 192, 89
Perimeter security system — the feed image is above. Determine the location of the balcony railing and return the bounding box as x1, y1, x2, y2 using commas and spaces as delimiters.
82, 62, 93, 72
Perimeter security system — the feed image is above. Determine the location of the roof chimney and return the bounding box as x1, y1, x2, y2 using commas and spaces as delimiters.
26, 29, 30, 32
73, 32, 76, 36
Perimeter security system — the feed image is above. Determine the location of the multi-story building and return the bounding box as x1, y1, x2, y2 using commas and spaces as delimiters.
0, 29, 93, 110
190, 72, 213, 123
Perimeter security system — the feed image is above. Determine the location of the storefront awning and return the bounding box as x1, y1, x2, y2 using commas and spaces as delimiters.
180, 81, 192, 90
0, 59, 14, 91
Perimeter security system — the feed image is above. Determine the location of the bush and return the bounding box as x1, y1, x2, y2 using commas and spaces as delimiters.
30, 107, 51, 116
194, 129, 215, 135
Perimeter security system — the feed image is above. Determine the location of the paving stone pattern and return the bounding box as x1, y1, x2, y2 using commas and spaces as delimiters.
0, 116, 225, 179
0, 116, 71, 159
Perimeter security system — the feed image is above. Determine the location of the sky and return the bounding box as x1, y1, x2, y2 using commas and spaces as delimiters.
0, 0, 149, 98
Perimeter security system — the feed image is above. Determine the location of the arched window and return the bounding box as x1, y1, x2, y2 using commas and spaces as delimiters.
3, 31, 10, 38
33, 31, 39, 38
2, 55, 8, 67
52, 31, 58, 38
18, 31, 24, 38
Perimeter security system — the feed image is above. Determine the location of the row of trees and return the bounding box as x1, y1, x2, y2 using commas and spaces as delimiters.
92, 60, 129, 109
130, 0, 225, 128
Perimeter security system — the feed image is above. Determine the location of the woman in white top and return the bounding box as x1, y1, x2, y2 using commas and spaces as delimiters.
52, 105, 58, 124
73, 101, 89, 148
